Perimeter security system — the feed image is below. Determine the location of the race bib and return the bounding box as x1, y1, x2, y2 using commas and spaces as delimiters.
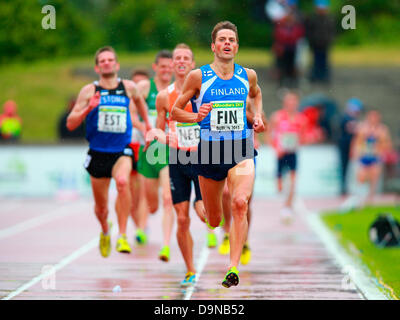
210, 101, 244, 131
176, 122, 200, 148
98, 106, 127, 133
148, 110, 158, 128
281, 132, 299, 151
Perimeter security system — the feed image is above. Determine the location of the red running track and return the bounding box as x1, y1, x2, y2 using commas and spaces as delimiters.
0, 195, 366, 300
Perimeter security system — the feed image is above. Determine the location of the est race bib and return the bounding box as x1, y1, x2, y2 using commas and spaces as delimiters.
97, 106, 127, 133
175, 122, 200, 149
281, 132, 299, 151
210, 100, 244, 131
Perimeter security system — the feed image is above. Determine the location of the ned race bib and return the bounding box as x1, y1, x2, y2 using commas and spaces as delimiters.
210, 101, 244, 131
175, 122, 200, 149
98, 106, 127, 133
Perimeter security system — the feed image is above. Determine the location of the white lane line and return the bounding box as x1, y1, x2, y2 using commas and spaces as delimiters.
0, 203, 84, 240
295, 198, 391, 300
183, 244, 210, 300
2, 222, 117, 300
2, 237, 97, 300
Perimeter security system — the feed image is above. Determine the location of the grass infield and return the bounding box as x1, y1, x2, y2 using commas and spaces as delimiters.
321, 205, 400, 299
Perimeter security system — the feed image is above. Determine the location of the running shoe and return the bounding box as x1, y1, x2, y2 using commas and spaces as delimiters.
180, 272, 196, 287
240, 243, 251, 265
99, 232, 111, 258
207, 232, 218, 248
99, 220, 113, 258
280, 207, 293, 225
205, 216, 225, 230
159, 245, 170, 262
218, 233, 230, 255
135, 228, 147, 246
116, 234, 132, 253
221, 266, 239, 288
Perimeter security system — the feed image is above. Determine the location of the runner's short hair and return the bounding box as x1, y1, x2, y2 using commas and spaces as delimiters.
211, 21, 239, 44
95, 46, 117, 65
130, 68, 150, 80
173, 43, 194, 60
155, 50, 172, 64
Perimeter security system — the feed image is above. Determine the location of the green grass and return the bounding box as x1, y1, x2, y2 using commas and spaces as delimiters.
321, 205, 400, 299
1, 46, 399, 142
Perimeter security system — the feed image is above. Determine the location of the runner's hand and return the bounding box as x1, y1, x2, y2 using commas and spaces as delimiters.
87, 91, 101, 112
196, 103, 212, 122
253, 114, 265, 133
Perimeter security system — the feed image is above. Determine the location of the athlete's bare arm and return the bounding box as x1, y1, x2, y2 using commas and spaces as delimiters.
352, 123, 366, 159
66, 83, 98, 131
124, 80, 151, 131
136, 79, 151, 100
147, 89, 169, 145
246, 69, 264, 133
171, 69, 210, 123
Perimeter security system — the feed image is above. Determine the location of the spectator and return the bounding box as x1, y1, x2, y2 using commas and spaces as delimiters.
337, 98, 363, 195
58, 97, 85, 141
272, 10, 305, 88
0, 100, 22, 142
131, 68, 150, 84
304, 0, 335, 84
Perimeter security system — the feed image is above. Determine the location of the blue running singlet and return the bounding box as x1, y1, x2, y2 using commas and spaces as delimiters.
191, 64, 251, 141
86, 79, 132, 153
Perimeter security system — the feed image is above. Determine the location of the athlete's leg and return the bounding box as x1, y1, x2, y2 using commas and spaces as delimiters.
222, 182, 232, 232
90, 177, 111, 233
366, 164, 382, 205
175, 200, 195, 273
285, 170, 296, 208
144, 177, 160, 214
159, 166, 174, 247
112, 156, 132, 235
198, 176, 225, 228
130, 172, 140, 226
227, 159, 255, 269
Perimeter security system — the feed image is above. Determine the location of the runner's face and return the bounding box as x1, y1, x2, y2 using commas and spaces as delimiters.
95, 51, 119, 77
283, 94, 299, 112
172, 48, 194, 77
153, 58, 173, 83
212, 29, 238, 60
132, 74, 148, 84
367, 111, 380, 126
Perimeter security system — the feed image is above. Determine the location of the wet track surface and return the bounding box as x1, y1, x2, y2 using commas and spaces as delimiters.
0, 196, 362, 300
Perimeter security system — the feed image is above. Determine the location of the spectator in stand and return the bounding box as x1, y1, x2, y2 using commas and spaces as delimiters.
304, 0, 335, 84
0, 100, 22, 142
337, 98, 363, 195
58, 97, 85, 141
272, 8, 304, 88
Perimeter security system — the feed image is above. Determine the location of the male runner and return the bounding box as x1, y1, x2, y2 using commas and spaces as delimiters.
352, 110, 392, 205
129, 69, 151, 245
67, 46, 150, 257
269, 91, 306, 223
219, 98, 268, 266
171, 21, 265, 288
149, 43, 208, 286
136, 50, 174, 261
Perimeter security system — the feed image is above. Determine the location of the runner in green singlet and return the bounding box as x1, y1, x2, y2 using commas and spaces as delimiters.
136, 50, 175, 261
